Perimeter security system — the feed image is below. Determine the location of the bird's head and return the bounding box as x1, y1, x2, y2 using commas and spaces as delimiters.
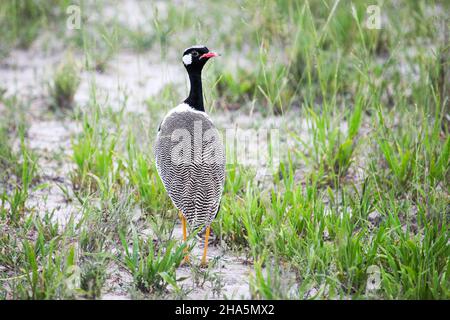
182, 45, 219, 73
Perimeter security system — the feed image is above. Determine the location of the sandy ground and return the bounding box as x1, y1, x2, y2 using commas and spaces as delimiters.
0, 0, 380, 299
172, 227, 252, 299
1, 35, 366, 298
1, 29, 256, 299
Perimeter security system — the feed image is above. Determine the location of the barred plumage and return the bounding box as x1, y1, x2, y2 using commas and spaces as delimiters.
155, 103, 225, 231
155, 45, 222, 266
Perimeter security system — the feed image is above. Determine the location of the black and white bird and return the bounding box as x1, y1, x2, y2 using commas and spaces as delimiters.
155, 45, 225, 266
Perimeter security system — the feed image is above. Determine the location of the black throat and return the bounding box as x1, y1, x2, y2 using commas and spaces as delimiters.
184, 70, 204, 112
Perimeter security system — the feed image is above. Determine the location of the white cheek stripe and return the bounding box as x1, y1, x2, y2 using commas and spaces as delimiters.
182, 54, 192, 65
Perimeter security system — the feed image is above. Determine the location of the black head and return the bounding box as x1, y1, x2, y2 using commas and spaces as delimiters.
182, 45, 218, 73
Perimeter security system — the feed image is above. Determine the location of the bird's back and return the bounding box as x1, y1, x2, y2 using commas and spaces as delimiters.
155, 103, 225, 230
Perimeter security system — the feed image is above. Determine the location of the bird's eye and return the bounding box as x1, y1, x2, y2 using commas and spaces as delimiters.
191, 51, 199, 57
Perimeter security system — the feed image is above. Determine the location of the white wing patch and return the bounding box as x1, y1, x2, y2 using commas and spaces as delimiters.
159, 103, 212, 128
182, 54, 192, 65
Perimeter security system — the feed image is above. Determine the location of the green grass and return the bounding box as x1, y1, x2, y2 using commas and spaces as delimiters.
119, 229, 186, 294
49, 54, 81, 110
0, 95, 38, 226
0, 0, 72, 58
0, 0, 449, 300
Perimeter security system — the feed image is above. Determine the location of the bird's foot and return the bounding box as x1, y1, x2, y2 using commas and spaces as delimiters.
200, 259, 208, 269
180, 255, 191, 267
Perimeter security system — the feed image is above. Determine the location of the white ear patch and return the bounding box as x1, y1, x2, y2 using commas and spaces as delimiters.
182, 54, 192, 65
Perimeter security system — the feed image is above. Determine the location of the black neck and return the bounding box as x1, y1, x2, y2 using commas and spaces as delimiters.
184, 71, 204, 112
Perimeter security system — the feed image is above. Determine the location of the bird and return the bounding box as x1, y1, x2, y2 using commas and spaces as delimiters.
154, 45, 225, 267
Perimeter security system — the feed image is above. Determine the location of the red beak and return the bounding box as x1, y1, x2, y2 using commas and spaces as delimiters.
200, 51, 219, 59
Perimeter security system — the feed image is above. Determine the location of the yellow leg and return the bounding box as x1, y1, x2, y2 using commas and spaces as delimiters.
201, 226, 210, 267
180, 211, 189, 264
